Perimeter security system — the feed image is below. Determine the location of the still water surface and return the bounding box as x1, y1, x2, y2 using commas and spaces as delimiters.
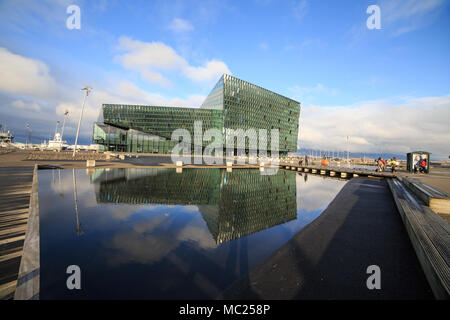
39, 168, 346, 299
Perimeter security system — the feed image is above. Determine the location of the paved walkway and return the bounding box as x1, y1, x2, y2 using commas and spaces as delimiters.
0, 150, 260, 169
0, 166, 34, 299
398, 167, 450, 224
222, 177, 434, 299
397, 164, 450, 194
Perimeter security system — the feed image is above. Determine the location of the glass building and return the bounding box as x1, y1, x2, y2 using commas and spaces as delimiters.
93, 74, 301, 154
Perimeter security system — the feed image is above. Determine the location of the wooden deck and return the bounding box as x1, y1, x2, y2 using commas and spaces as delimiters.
388, 178, 450, 299
0, 166, 34, 299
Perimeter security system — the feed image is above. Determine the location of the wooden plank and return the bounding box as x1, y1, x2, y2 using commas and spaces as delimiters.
0, 214, 29, 223
0, 235, 25, 247
430, 199, 450, 215
0, 250, 23, 264
0, 225, 27, 237
0, 280, 17, 300
0, 219, 28, 230
0, 208, 29, 216
401, 177, 450, 215
0, 166, 34, 300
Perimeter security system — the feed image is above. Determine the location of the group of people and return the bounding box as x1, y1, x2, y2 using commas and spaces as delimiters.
298, 155, 309, 166
376, 157, 399, 173
295, 154, 429, 174
414, 156, 428, 173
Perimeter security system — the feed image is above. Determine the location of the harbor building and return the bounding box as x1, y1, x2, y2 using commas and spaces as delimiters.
93, 74, 301, 155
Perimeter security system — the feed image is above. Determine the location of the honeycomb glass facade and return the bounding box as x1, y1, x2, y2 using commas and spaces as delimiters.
93, 74, 300, 154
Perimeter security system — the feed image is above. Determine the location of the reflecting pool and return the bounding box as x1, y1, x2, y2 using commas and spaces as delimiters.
39, 168, 347, 299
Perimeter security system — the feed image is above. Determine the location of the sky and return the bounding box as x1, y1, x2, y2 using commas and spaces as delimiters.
0, 0, 449, 159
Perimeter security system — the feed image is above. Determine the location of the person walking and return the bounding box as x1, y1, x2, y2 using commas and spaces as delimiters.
414, 155, 421, 173
419, 158, 427, 173
377, 157, 386, 172
376, 157, 382, 172
381, 158, 386, 172
391, 157, 398, 173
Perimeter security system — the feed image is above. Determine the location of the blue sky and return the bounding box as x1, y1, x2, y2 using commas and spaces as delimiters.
0, 0, 449, 158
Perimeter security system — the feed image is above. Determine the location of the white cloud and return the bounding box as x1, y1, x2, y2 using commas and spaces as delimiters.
103, 212, 216, 266
293, 0, 308, 20
0, 47, 56, 98
118, 38, 186, 70
295, 174, 346, 213
298, 95, 450, 160
0, 0, 71, 33
289, 83, 338, 103
0, 45, 215, 144
116, 36, 230, 86
183, 60, 230, 83
381, 0, 446, 36
169, 94, 206, 108
53, 80, 207, 138
11, 99, 41, 111
345, 0, 446, 45
176, 225, 216, 249
114, 81, 206, 107
55, 102, 99, 125
54, 81, 207, 136
168, 18, 194, 33
382, 0, 445, 23
116, 38, 186, 86
259, 42, 269, 51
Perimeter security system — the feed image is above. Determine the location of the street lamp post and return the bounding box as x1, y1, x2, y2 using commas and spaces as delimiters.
73, 86, 92, 157
60, 110, 69, 142
54, 120, 60, 140
25, 123, 31, 149
346, 136, 350, 167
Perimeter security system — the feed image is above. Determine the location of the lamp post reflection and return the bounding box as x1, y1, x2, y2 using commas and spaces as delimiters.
58, 169, 64, 199
72, 169, 83, 236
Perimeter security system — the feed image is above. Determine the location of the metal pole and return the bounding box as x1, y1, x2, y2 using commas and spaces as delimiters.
72, 169, 82, 235
61, 111, 69, 142
25, 124, 28, 149
346, 136, 349, 166
54, 121, 60, 139
73, 87, 91, 157
25, 123, 30, 149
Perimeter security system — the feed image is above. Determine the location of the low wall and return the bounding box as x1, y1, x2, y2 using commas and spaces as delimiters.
26, 151, 110, 161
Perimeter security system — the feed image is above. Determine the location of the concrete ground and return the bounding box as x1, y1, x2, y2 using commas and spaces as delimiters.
397, 166, 450, 224
398, 166, 450, 194
0, 150, 126, 169
0, 150, 259, 169
221, 177, 434, 299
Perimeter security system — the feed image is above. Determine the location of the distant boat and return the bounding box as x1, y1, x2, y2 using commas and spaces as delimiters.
0, 124, 14, 144
46, 132, 69, 151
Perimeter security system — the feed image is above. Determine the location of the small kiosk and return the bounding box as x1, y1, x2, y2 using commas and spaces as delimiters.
406, 151, 431, 174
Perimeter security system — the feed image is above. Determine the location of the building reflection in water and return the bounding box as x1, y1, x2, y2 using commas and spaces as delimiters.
38, 168, 349, 299
92, 168, 297, 244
